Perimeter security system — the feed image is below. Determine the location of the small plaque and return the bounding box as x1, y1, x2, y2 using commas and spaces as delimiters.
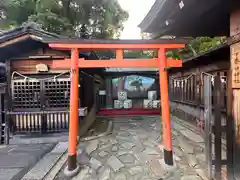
36, 63, 49, 72
99, 90, 106, 95
79, 107, 88, 116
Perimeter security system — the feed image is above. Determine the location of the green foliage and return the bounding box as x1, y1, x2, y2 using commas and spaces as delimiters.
179, 37, 227, 59
123, 50, 180, 60
124, 50, 153, 59
99, 37, 226, 59
166, 51, 180, 59
1, 0, 129, 39
1, 0, 226, 60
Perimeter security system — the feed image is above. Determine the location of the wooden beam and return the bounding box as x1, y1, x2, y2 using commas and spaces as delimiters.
52, 58, 182, 68
78, 59, 157, 68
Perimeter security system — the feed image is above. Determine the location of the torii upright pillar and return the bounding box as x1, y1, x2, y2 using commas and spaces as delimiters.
49, 39, 185, 176
67, 48, 79, 175
158, 48, 173, 164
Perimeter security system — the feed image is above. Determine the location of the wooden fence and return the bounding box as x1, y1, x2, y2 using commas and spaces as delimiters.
169, 72, 234, 179
169, 70, 228, 131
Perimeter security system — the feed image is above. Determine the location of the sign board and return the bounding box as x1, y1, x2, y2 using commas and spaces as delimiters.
232, 42, 240, 88
36, 63, 49, 72
99, 90, 106, 95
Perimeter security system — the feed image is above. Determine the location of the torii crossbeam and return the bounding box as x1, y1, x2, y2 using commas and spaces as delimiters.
48, 39, 185, 177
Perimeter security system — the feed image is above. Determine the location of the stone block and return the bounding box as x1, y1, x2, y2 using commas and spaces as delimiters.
153, 100, 160, 108
149, 159, 164, 177
119, 154, 135, 164
128, 166, 143, 175
89, 157, 102, 170
123, 100, 132, 109
148, 91, 157, 100
85, 139, 99, 155
107, 155, 124, 172
118, 91, 127, 101
143, 99, 153, 108
114, 100, 123, 109
99, 167, 110, 180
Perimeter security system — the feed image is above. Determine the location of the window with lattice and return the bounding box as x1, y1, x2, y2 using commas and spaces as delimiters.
12, 80, 41, 109
44, 78, 70, 108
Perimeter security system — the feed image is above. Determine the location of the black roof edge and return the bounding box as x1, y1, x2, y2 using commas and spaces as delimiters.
0, 26, 101, 61
0, 25, 61, 43
138, 0, 167, 32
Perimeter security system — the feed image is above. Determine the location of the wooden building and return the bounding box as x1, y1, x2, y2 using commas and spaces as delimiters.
139, 0, 240, 178
138, 0, 230, 38
0, 25, 105, 143
168, 44, 229, 132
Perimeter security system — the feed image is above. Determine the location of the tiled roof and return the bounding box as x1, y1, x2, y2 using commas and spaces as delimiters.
0, 25, 61, 43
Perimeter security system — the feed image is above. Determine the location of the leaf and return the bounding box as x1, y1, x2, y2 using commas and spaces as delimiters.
2, 0, 129, 39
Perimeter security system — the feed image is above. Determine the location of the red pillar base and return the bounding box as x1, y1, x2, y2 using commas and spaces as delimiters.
68, 154, 77, 171
64, 155, 80, 177
164, 149, 174, 166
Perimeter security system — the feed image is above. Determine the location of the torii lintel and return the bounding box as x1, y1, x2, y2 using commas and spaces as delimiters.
48, 39, 185, 69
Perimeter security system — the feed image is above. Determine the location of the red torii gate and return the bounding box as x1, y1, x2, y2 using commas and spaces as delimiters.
49, 39, 185, 176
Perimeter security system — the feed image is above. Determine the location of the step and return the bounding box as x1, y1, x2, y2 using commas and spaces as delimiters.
21, 142, 68, 180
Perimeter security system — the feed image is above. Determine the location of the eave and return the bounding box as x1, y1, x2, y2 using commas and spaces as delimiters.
139, 0, 230, 37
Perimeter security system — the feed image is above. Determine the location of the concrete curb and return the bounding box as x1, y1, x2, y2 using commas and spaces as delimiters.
21, 142, 68, 180
16, 143, 57, 180
43, 153, 68, 180
80, 120, 113, 142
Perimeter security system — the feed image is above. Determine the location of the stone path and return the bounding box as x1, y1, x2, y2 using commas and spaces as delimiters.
55, 116, 205, 180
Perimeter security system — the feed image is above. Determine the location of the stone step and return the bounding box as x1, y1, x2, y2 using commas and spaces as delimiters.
21, 142, 68, 180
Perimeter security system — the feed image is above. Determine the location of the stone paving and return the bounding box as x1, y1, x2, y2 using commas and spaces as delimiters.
55, 116, 206, 180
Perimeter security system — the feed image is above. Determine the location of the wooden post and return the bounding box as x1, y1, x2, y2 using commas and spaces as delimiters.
213, 75, 222, 179
226, 70, 234, 179
66, 48, 80, 176
158, 48, 173, 165
5, 60, 11, 145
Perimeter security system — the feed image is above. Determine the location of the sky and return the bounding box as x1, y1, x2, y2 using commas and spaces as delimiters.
118, 0, 155, 39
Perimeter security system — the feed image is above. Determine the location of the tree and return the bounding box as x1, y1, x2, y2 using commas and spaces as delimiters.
1, 0, 129, 39
178, 37, 227, 59
129, 76, 143, 91
124, 50, 153, 59
122, 36, 227, 60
